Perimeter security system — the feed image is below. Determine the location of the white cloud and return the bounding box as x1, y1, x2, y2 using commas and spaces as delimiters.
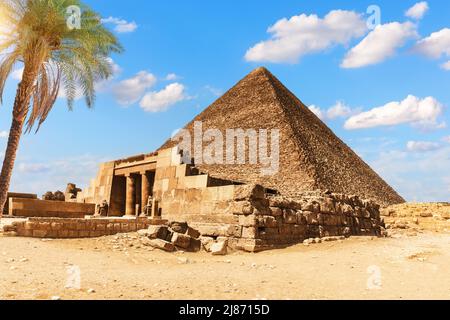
140, 83, 187, 112
165, 73, 181, 81
309, 101, 359, 121
101, 17, 138, 33
345, 95, 445, 130
9, 155, 110, 196
443, 136, 450, 143
341, 22, 417, 68
326, 101, 358, 119
405, 2, 429, 20
18, 163, 51, 173
406, 141, 441, 152
245, 10, 367, 63
308, 105, 325, 120
441, 60, 450, 70
0, 130, 8, 138
371, 147, 450, 202
414, 28, 450, 58
113, 71, 157, 106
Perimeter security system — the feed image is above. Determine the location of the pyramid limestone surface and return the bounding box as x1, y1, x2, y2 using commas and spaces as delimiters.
161, 67, 404, 207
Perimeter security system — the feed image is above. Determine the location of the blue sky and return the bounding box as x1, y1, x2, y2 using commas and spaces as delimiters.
0, 0, 449, 201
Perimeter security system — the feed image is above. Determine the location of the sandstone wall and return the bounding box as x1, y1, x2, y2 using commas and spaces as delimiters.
169, 185, 383, 252
5, 217, 164, 238
9, 198, 96, 218
3, 193, 37, 215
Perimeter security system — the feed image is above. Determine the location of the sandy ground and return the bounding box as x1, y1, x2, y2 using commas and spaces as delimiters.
1, 229, 450, 300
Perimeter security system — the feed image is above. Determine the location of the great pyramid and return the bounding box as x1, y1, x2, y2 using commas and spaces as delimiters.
161, 67, 404, 206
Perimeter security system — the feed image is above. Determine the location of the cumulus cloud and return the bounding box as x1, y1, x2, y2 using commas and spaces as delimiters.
405, 2, 429, 20
341, 22, 417, 68
308, 105, 325, 120
165, 73, 181, 81
309, 101, 359, 121
443, 136, 450, 143
326, 101, 359, 119
140, 83, 187, 112
101, 17, 138, 33
441, 60, 450, 70
0, 130, 8, 138
113, 71, 157, 106
406, 141, 442, 152
344, 95, 445, 130
371, 146, 450, 202
245, 10, 367, 63
414, 28, 450, 59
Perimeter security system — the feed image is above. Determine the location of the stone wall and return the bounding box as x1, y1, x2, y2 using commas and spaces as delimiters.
5, 217, 165, 238
231, 190, 382, 251
3, 193, 37, 215
9, 198, 96, 218
170, 185, 383, 252
77, 161, 115, 205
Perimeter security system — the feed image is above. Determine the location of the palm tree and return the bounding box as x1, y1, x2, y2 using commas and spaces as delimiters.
0, 0, 123, 215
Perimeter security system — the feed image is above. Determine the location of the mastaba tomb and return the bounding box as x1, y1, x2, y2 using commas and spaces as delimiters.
5, 67, 405, 252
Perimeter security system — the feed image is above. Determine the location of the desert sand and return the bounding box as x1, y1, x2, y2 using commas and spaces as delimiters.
1, 226, 450, 300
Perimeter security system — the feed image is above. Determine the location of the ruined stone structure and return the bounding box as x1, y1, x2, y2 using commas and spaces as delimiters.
4, 68, 403, 252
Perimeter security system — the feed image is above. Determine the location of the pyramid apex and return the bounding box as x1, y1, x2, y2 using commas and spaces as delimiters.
250, 66, 271, 75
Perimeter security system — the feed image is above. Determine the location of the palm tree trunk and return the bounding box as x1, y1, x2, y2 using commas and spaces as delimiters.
0, 65, 38, 216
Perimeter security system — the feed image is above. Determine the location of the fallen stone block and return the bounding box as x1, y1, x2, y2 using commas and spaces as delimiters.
148, 239, 175, 252
170, 221, 188, 234
185, 226, 200, 239
189, 238, 202, 252
211, 240, 228, 256
147, 225, 169, 240
171, 232, 192, 249
200, 236, 215, 252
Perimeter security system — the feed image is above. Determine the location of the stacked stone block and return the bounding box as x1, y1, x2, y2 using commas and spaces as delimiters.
228, 188, 382, 251
4, 217, 164, 239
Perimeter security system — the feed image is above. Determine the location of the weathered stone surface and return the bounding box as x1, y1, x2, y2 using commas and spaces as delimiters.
211, 240, 228, 255
303, 211, 319, 225
185, 226, 201, 239
239, 214, 257, 227
233, 184, 265, 201
258, 216, 278, 228
148, 239, 175, 252
269, 207, 283, 217
230, 201, 254, 215
193, 223, 242, 238
321, 198, 336, 214
170, 221, 188, 233
200, 236, 215, 252
147, 225, 169, 240
189, 238, 202, 252
171, 232, 191, 249
283, 209, 297, 224
242, 227, 257, 238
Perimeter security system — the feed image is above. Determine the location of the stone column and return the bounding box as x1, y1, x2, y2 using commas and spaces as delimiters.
141, 172, 150, 213
125, 174, 136, 216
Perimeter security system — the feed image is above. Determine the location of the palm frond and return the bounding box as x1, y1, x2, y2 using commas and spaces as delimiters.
0, 0, 123, 131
